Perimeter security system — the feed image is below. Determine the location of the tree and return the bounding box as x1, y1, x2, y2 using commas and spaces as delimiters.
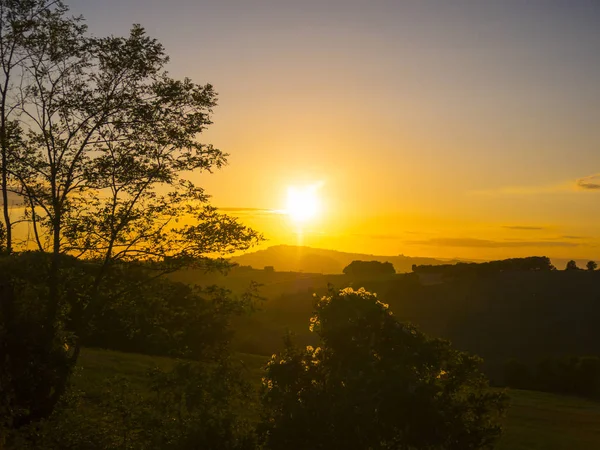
1, 0, 67, 255
565, 260, 580, 271
413, 256, 556, 276
260, 287, 507, 450
342, 260, 395, 277
0, 0, 261, 433
503, 359, 532, 390
0, 220, 4, 253
586, 261, 597, 271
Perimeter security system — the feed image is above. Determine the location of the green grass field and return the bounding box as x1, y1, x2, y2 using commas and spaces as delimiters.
76, 348, 600, 449
497, 389, 600, 449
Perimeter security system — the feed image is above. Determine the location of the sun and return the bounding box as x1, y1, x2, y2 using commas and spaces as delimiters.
286, 185, 320, 223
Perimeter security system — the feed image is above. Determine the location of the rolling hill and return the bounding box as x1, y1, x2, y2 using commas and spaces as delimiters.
231, 244, 464, 274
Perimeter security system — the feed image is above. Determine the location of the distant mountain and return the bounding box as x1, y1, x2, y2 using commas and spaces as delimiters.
231, 245, 466, 274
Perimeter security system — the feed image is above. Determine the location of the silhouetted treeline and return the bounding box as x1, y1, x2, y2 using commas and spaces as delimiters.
82, 267, 258, 360
412, 256, 555, 277
504, 356, 600, 399
342, 260, 396, 277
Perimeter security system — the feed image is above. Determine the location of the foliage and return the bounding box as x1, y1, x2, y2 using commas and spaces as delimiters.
7, 347, 600, 450
0, 0, 260, 432
586, 260, 597, 271
4, 6, 261, 264
342, 260, 395, 277
83, 266, 261, 360
505, 356, 600, 398
0, 0, 80, 255
0, 251, 263, 442
0, 252, 94, 435
10, 359, 257, 449
503, 359, 533, 390
141, 360, 258, 449
565, 260, 580, 271
0, 221, 4, 253
413, 256, 555, 277
260, 287, 507, 450
504, 356, 600, 399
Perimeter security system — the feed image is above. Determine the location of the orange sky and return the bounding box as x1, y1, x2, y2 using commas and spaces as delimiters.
69, 0, 600, 260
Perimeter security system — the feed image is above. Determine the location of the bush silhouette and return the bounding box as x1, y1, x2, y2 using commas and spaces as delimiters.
260, 287, 507, 450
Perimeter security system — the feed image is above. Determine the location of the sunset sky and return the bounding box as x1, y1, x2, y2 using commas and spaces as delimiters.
69, 0, 600, 260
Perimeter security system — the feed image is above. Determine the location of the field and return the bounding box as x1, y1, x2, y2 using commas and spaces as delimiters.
77, 348, 600, 449
498, 389, 600, 449
125, 266, 600, 448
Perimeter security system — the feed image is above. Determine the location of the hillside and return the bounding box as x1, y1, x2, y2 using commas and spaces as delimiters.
231, 245, 464, 274
173, 268, 600, 384
76, 348, 600, 450
172, 262, 600, 385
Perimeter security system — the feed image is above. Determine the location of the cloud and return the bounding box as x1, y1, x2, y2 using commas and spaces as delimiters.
559, 235, 586, 240
576, 174, 600, 190
503, 225, 545, 231
470, 183, 570, 196
406, 238, 580, 248
470, 172, 600, 196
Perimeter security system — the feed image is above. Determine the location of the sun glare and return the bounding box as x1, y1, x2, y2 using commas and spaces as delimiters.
286, 185, 320, 223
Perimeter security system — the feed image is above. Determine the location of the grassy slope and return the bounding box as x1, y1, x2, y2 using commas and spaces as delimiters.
162, 268, 600, 447
171, 268, 600, 384
498, 389, 600, 450
77, 348, 600, 449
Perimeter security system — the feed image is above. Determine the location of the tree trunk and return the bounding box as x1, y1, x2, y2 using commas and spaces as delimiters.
0, 84, 12, 254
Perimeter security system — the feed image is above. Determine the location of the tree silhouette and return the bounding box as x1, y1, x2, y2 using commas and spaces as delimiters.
565, 260, 580, 271
0, 0, 260, 433
586, 261, 597, 271
343, 260, 395, 277
261, 287, 507, 449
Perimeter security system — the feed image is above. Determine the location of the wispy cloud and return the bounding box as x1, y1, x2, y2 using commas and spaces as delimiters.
473, 174, 600, 196
503, 225, 545, 231
576, 174, 600, 190
470, 183, 570, 196
406, 238, 580, 248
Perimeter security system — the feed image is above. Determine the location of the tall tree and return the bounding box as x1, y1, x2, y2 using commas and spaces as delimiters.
1, 0, 261, 432
12, 14, 260, 333
0, 0, 78, 253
